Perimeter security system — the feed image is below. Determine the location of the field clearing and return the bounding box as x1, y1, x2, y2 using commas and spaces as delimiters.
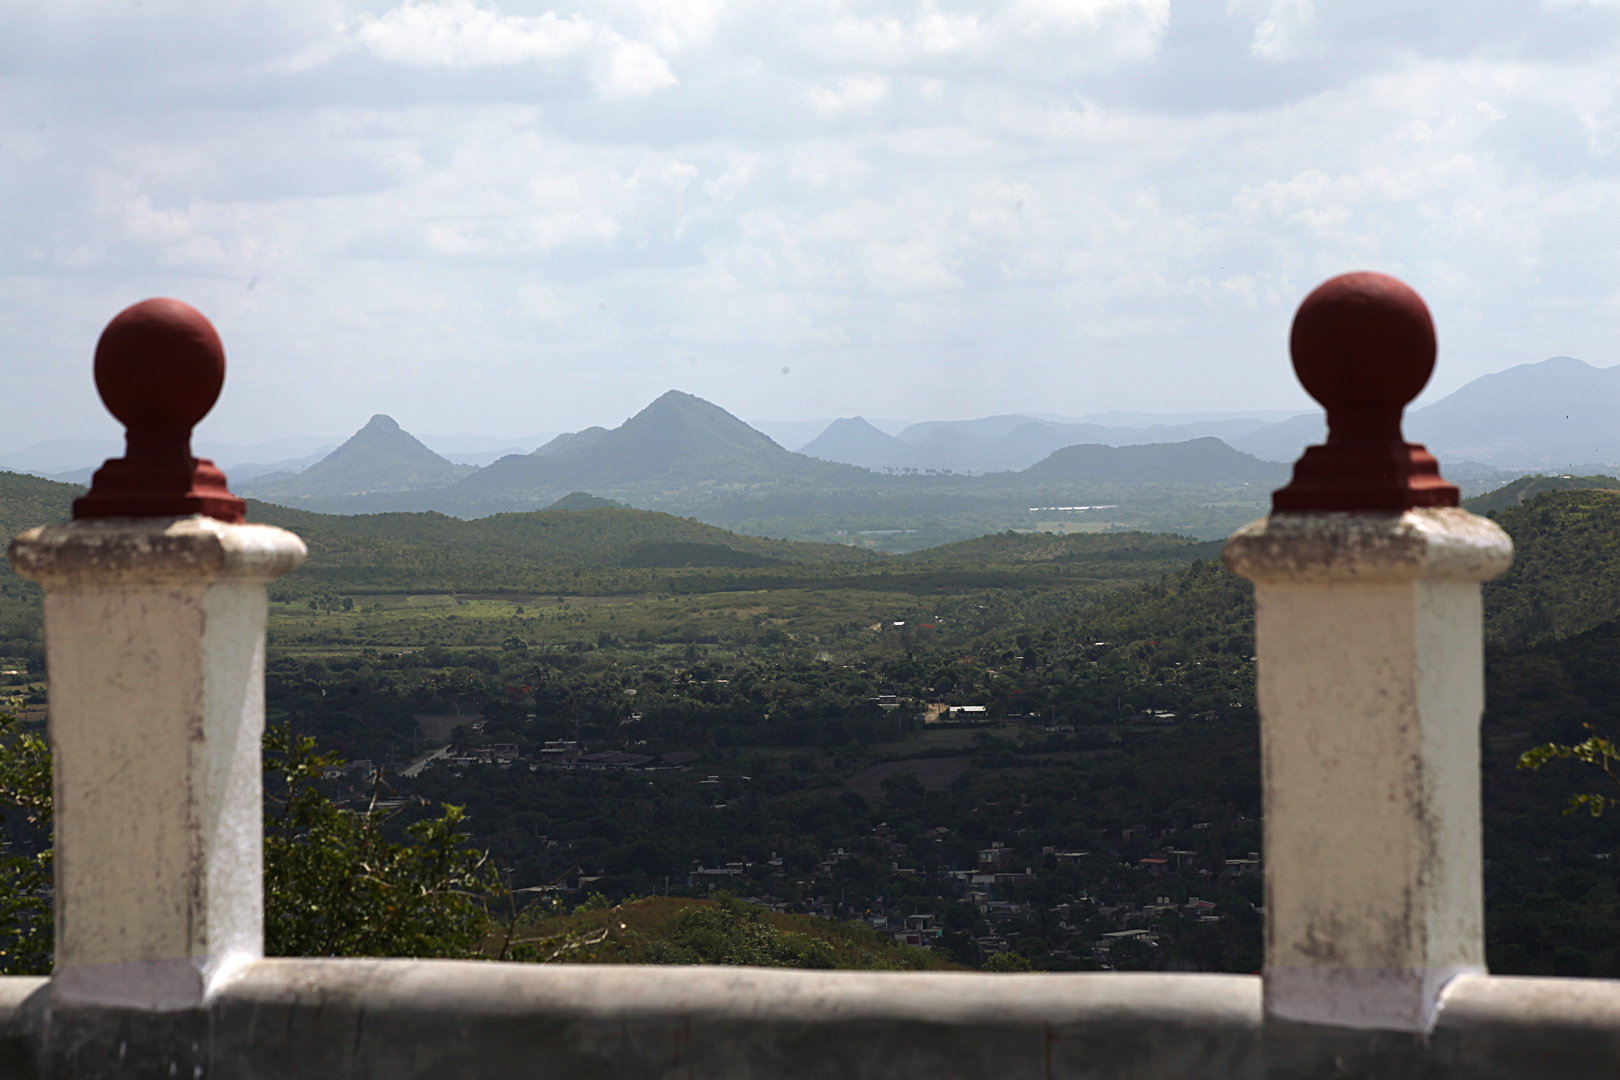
265, 584, 1014, 657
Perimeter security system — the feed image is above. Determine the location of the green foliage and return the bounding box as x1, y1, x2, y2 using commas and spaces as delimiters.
0, 472, 79, 660
1488, 871, 1620, 977
1483, 490, 1620, 646
262, 726, 501, 958
981, 950, 1032, 972
0, 471, 79, 543
1463, 474, 1620, 516
0, 710, 51, 975
244, 501, 875, 600
547, 492, 629, 511
1519, 730, 1620, 817
642, 893, 843, 968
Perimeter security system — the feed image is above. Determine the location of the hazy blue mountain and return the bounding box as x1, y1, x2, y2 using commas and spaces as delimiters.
972, 421, 1108, 471
239, 415, 474, 502
1020, 437, 1287, 485
751, 417, 910, 450
1230, 357, 1620, 468
224, 447, 339, 482
1406, 356, 1620, 467
889, 415, 1286, 473
895, 414, 1042, 447
799, 417, 928, 470
0, 437, 125, 476
534, 427, 610, 458
1227, 413, 1324, 464
447, 391, 872, 512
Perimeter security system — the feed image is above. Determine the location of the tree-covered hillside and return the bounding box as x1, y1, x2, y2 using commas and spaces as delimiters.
1464, 474, 1620, 516
1483, 490, 1620, 646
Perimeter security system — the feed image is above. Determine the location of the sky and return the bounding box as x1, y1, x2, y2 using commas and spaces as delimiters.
5, 0, 1620, 451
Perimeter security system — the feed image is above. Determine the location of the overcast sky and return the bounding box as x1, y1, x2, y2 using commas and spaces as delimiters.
5, 0, 1620, 450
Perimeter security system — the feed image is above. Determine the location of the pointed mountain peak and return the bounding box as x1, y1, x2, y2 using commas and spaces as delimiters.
621, 391, 781, 448
640, 390, 723, 417
240, 413, 471, 500
801, 416, 924, 470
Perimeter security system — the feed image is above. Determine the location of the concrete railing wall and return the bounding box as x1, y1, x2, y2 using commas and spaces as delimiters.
2, 283, 1618, 1078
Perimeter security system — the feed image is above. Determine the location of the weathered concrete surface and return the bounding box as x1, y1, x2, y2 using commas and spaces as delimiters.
0, 979, 43, 1080
0, 968, 1617, 1078
2, 964, 1264, 1080
1429, 974, 1620, 1079
1223, 508, 1512, 585
211, 962, 1263, 1080
1225, 509, 1512, 1033
7, 517, 305, 1011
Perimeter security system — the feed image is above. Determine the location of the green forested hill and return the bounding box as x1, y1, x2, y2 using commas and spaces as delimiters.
1464, 474, 1620, 515
0, 472, 80, 656
245, 502, 874, 569
1020, 437, 1285, 485
1483, 490, 1620, 646
0, 471, 80, 540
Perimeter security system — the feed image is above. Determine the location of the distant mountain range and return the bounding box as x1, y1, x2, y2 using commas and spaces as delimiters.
225, 390, 1284, 518
1226, 356, 1620, 470
12, 353, 1610, 518
794, 413, 1282, 474
792, 356, 1620, 474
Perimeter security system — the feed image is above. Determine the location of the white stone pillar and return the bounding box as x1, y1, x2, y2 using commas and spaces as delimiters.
5, 298, 305, 1010
1225, 510, 1509, 1031
10, 519, 304, 1008
1223, 272, 1512, 1034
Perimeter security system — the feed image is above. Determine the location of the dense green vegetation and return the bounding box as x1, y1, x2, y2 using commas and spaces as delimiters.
0, 472, 70, 661
1483, 489, 1620, 646
509, 892, 956, 969
6, 469, 1620, 974
1463, 473, 1620, 516
0, 712, 49, 974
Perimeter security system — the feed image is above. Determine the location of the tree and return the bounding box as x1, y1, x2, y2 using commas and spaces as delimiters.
982, 950, 1031, 972
0, 711, 50, 974
0, 719, 501, 968
1519, 727, 1620, 816
263, 727, 500, 957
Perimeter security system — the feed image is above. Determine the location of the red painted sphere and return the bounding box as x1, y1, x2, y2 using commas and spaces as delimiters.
93, 298, 225, 433
1289, 272, 1435, 412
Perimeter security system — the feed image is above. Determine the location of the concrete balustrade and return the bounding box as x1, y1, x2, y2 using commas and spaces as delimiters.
0, 283, 1615, 1079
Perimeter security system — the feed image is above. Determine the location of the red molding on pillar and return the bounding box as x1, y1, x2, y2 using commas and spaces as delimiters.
1271, 271, 1459, 514
72, 298, 246, 524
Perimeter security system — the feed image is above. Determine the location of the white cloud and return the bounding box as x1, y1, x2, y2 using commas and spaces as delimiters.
4, 0, 1620, 447
355, 0, 677, 97
1236, 0, 1315, 60
797, 0, 1168, 75
804, 75, 890, 117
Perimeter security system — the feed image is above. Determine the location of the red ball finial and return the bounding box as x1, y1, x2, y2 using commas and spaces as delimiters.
1271, 272, 1458, 513
72, 299, 246, 524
